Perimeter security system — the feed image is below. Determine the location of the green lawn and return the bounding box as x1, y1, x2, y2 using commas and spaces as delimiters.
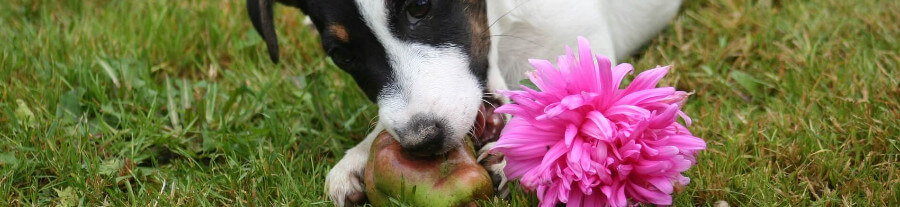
1, 0, 898, 206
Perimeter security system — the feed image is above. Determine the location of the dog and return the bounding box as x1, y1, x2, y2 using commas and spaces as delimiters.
246, 0, 681, 206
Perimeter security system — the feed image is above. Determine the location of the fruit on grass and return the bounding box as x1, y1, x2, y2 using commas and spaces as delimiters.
364, 131, 493, 206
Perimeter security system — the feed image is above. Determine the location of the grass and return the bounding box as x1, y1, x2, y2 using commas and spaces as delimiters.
1, 0, 898, 206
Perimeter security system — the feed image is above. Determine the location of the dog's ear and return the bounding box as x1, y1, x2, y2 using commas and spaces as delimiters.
247, 0, 280, 63
248, 0, 306, 63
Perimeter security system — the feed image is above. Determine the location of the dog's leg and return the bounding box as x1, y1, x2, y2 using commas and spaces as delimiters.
477, 142, 509, 198
486, 58, 509, 101
303, 16, 319, 36
477, 66, 510, 198
325, 124, 382, 207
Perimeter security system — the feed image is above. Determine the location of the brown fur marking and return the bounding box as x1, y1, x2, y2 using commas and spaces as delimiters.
329, 23, 350, 42
466, 0, 490, 69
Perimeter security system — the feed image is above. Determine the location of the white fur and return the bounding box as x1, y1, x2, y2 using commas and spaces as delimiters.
355, 0, 483, 147
325, 124, 381, 207
487, 0, 682, 89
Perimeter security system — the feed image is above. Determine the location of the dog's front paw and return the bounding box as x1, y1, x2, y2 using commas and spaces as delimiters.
477, 142, 509, 198
325, 161, 367, 207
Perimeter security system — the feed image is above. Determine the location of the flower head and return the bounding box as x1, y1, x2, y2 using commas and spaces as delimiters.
494, 37, 706, 207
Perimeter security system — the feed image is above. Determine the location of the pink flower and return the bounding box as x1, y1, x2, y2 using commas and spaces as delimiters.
493, 37, 706, 207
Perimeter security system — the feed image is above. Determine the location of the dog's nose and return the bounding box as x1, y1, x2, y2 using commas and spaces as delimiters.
399, 115, 448, 156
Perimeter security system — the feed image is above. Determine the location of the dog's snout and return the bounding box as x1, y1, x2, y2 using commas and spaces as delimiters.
398, 115, 449, 156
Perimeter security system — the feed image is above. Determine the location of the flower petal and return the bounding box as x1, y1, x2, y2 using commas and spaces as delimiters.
564, 124, 577, 147
664, 135, 707, 151
612, 63, 634, 90
595, 54, 614, 97
628, 182, 672, 205
583, 111, 615, 140
623, 65, 670, 95
647, 176, 674, 194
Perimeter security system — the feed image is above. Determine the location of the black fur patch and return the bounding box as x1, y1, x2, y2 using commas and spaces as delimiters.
301, 0, 394, 101
250, 0, 490, 101
386, 0, 489, 86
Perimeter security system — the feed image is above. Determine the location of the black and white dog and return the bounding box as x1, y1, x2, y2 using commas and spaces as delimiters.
246, 0, 681, 206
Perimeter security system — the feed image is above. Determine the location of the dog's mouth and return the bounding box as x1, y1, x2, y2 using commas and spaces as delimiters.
471, 95, 506, 151
404, 148, 450, 158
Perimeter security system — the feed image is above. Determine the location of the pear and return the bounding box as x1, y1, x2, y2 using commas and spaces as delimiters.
364, 131, 493, 207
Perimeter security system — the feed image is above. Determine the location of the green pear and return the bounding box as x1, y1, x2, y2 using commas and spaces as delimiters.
364, 131, 493, 207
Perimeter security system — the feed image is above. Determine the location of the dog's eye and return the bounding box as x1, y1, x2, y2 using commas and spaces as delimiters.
329, 47, 355, 65
406, 0, 431, 23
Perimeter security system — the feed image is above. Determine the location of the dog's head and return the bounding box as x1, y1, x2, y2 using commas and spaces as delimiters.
248, 0, 490, 156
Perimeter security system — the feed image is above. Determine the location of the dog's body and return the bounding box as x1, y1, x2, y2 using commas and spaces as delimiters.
246, 0, 680, 206
487, 0, 682, 90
